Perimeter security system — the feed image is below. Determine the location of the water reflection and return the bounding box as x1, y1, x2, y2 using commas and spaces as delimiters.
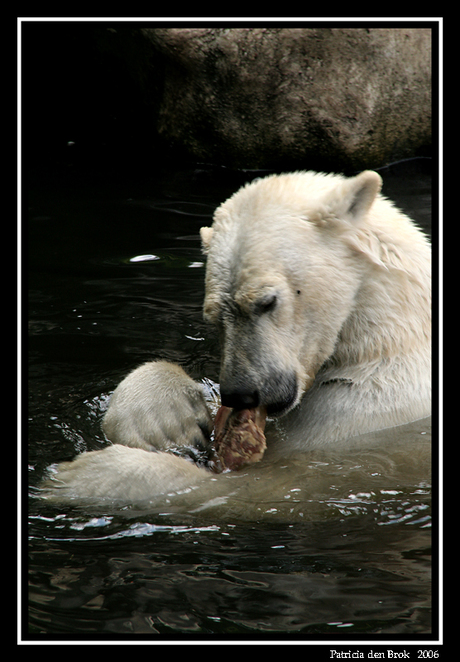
28, 509, 432, 635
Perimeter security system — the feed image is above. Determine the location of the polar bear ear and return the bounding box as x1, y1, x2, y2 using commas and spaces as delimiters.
330, 170, 382, 226
200, 226, 214, 254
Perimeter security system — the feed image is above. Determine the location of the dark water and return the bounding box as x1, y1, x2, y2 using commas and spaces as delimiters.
25, 158, 437, 642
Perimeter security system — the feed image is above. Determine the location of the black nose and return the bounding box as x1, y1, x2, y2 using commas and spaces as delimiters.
220, 387, 260, 410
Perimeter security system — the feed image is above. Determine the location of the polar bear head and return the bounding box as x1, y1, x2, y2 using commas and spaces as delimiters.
200, 170, 382, 416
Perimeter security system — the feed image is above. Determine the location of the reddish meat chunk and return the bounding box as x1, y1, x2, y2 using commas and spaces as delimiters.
211, 405, 267, 472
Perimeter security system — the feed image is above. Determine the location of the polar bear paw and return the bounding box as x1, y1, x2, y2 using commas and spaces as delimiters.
102, 361, 214, 455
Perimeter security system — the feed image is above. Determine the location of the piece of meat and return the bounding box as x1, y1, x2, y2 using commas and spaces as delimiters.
210, 405, 267, 472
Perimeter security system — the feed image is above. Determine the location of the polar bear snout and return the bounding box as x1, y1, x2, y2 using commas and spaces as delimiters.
264, 373, 298, 416
220, 370, 298, 417
220, 385, 260, 410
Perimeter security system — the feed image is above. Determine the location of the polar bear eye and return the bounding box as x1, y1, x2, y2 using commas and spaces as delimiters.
257, 293, 277, 314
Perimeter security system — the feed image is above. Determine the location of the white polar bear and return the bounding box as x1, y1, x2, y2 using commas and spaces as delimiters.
42, 170, 431, 503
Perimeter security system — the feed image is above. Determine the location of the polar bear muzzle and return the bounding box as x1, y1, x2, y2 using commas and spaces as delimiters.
220, 371, 298, 417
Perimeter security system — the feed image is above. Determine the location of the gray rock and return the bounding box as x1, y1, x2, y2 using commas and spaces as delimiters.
144, 27, 432, 170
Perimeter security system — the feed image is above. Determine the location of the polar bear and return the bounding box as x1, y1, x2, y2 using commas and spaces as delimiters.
41, 170, 431, 503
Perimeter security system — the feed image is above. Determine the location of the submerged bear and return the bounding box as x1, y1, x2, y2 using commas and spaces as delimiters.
41, 170, 431, 503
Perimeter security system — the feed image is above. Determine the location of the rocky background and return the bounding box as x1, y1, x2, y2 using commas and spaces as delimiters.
22, 24, 433, 174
